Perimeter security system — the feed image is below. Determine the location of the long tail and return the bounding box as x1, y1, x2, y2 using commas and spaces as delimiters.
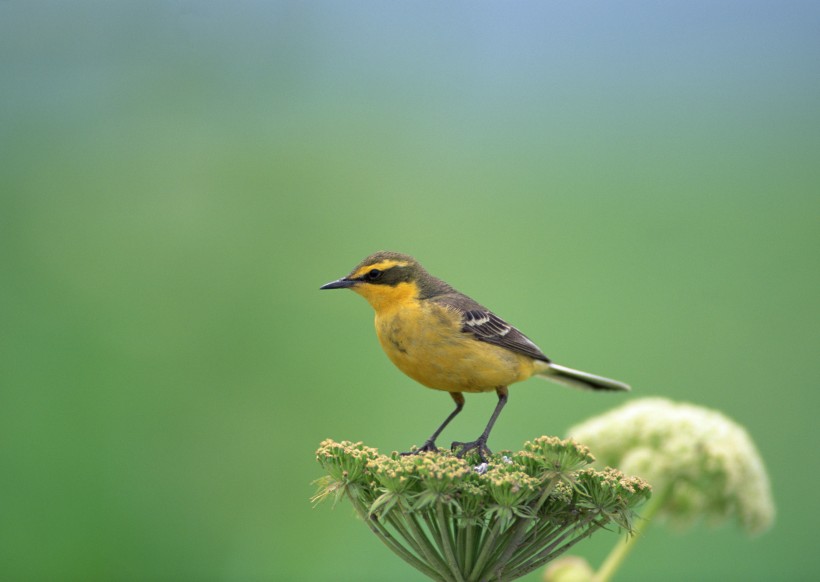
536, 362, 630, 392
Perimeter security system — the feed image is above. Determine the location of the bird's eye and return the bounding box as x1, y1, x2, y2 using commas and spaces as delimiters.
367, 268, 383, 281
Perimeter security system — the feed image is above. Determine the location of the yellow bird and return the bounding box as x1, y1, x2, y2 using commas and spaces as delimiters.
320, 251, 629, 460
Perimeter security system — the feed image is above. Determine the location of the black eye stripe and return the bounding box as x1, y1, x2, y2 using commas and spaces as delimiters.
355, 264, 413, 286
355, 267, 385, 282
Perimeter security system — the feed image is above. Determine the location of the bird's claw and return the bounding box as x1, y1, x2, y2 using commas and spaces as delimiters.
400, 440, 439, 456
452, 438, 492, 463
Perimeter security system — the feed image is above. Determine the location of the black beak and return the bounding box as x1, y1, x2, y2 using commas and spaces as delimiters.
319, 277, 357, 290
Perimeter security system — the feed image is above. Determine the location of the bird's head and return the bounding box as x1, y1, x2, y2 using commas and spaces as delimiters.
320, 251, 449, 311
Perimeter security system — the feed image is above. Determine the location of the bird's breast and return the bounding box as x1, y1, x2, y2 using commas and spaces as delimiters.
374, 302, 534, 392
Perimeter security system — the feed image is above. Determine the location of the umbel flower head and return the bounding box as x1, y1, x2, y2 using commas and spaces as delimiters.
313, 437, 650, 582
567, 398, 775, 534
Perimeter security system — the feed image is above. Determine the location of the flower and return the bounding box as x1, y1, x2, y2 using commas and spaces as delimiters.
567, 398, 775, 534
313, 438, 650, 582
544, 556, 594, 582
312, 439, 380, 506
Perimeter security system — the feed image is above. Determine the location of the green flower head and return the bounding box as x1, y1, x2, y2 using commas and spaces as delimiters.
314, 437, 649, 581
315, 439, 379, 483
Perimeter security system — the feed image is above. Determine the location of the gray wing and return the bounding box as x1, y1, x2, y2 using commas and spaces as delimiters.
461, 309, 550, 362
431, 294, 550, 362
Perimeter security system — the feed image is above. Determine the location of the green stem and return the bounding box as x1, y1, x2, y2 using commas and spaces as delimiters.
592, 488, 667, 582
385, 512, 426, 559
504, 521, 561, 574
344, 490, 441, 580
506, 517, 607, 580
463, 523, 477, 575
469, 515, 506, 581
436, 503, 466, 582
407, 511, 457, 582
422, 511, 451, 568
492, 477, 557, 579
524, 513, 597, 570
455, 521, 466, 572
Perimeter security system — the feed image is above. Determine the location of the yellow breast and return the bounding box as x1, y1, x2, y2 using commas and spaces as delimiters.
373, 299, 535, 393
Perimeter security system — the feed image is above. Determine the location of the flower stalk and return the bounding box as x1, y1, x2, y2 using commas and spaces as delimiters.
543, 398, 777, 582
314, 437, 651, 582
592, 485, 667, 582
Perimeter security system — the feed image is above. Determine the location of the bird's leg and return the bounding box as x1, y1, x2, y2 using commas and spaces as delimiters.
402, 392, 464, 455
452, 386, 508, 462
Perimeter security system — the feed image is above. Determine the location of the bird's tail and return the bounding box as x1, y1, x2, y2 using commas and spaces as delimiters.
535, 362, 630, 392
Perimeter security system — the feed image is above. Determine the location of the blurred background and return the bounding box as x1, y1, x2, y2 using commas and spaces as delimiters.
2, 1, 818, 580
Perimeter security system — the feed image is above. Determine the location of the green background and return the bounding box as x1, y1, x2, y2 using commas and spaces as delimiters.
2, 2, 818, 580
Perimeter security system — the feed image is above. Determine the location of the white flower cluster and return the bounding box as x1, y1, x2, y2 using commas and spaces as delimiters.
568, 398, 775, 534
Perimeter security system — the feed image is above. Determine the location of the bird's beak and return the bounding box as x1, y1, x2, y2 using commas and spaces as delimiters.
319, 277, 357, 290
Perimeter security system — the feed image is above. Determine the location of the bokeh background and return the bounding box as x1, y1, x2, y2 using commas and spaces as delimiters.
2, 1, 819, 580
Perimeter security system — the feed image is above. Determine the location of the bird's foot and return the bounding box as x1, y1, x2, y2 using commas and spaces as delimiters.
452, 437, 492, 463
400, 439, 439, 456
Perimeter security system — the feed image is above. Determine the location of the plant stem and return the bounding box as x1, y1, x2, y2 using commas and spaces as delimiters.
344, 490, 441, 580
385, 512, 426, 558
463, 523, 477, 575
423, 509, 462, 581
468, 516, 504, 581
406, 512, 456, 582
592, 488, 667, 582
506, 517, 607, 580
492, 477, 557, 579
455, 521, 466, 571
436, 503, 466, 582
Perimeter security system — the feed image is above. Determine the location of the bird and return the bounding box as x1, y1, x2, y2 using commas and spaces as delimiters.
320, 251, 629, 461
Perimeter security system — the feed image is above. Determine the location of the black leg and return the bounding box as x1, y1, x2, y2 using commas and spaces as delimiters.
452, 386, 508, 462
402, 392, 464, 455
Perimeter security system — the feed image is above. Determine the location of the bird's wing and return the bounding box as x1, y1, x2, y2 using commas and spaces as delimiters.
432, 295, 550, 362
461, 309, 550, 362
